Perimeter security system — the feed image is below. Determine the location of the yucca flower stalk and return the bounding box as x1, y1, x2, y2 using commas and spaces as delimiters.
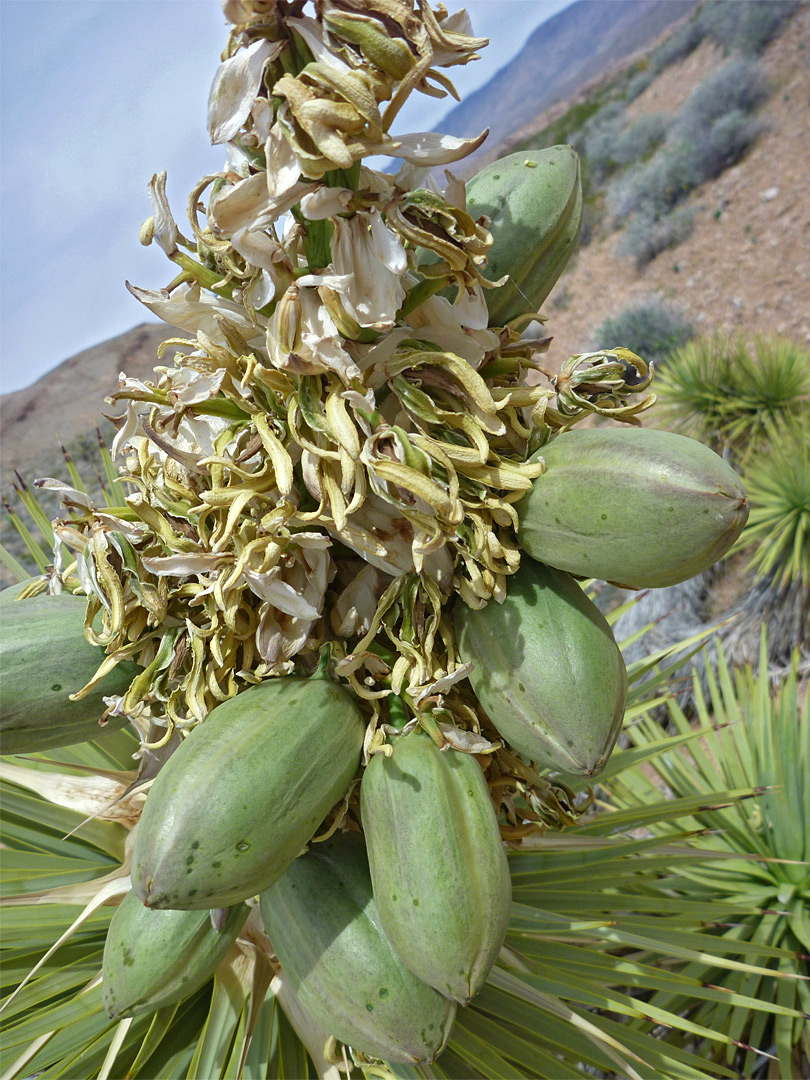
0, 2, 759, 1077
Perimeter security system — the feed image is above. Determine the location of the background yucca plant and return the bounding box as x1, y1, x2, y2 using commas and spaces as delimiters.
653, 333, 810, 459
1, 471, 805, 1080
605, 632, 810, 1080
733, 418, 810, 589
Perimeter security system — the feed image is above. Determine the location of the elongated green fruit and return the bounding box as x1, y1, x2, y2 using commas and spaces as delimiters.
517, 428, 749, 588
0, 592, 137, 754
467, 145, 582, 325
132, 672, 365, 909
260, 833, 456, 1065
455, 557, 626, 775
0, 580, 36, 606
102, 890, 248, 1018
361, 733, 510, 1003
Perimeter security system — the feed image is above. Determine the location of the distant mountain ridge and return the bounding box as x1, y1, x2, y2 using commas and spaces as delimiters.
441, 0, 699, 170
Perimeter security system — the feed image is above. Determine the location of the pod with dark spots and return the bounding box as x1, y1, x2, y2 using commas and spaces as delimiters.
102, 890, 248, 1018
455, 557, 626, 775
0, 591, 137, 754
517, 427, 749, 589
360, 732, 510, 1004
260, 832, 456, 1065
466, 145, 583, 326
131, 672, 365, 910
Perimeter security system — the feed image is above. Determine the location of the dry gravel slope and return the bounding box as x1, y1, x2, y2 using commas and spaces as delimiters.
535, 6, 810, 367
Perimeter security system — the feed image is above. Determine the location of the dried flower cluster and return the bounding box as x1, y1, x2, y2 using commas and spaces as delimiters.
42, 1, 650, 805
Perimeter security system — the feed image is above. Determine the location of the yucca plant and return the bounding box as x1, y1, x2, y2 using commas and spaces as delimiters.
2, 647, 805, 1080
734, 418, 810, 590
0, 2, 769, 1077
654, 333, 810, 458
605, 631, 810, 1079
2, 464, 798, 1080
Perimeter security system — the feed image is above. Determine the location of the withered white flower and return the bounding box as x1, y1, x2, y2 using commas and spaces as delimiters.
254, 535, 333, 663
368, 128, 488, 165
405, 291, 499, 366
141, 553, 229, 576
267, 282, 361, 383
126, 282, 265, 345
331, 211, 407, 328
332, 564, 380, 638
300, 186, 353, 220
208, 38, 281, 145
147, 171, 179, 255
286, 15, 353, 73
231, 225, 287, 273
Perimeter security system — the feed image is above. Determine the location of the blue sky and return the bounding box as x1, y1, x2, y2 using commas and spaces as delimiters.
1, 0, 572, 395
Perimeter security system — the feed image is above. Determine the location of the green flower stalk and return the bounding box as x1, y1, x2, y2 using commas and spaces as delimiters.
0, 2, 756, 1075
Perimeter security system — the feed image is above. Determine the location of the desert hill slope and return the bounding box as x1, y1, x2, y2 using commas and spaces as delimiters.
522, 3, 810, 365
442, 0, 699, 170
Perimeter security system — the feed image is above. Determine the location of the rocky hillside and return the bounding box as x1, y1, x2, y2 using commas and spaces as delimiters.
1, 323, 170, 483
441, 0, 699, 172
529, 2, 810, 366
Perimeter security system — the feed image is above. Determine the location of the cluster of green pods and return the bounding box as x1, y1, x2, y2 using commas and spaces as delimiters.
0, 134, 751, 1066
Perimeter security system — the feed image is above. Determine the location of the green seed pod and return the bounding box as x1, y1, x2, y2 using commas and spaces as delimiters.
0, 580, 37, 606
0, 592, 137, 754
131, 672, 365, 910
517, 427, 749, 588
260, 833, 456, 1065
360, 732, 511, 1004
102, 890, 248, 1018
455, 557, 626, 775
466, 145, 582, 326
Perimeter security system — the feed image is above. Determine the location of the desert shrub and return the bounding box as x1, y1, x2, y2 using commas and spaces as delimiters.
608, 145, 690, 220
623, 65, 656, 102
674, 57, 769, 134
609, 58, 769, 233
596, 298, 695, 366
699, 0, 800, 55
611, 112, 669, 166
616, 205, 694, 267
648, 18, 705, 72
687, 108, 768, 179
581, 105, 627, 179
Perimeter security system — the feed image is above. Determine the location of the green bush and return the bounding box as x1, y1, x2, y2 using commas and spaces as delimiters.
581, 108, 627, 180
612, 112, 670, 165
623, 65, 656, 102
608, 57, 769, 251
647, 19, 705, 73
596, 298, 695, 366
